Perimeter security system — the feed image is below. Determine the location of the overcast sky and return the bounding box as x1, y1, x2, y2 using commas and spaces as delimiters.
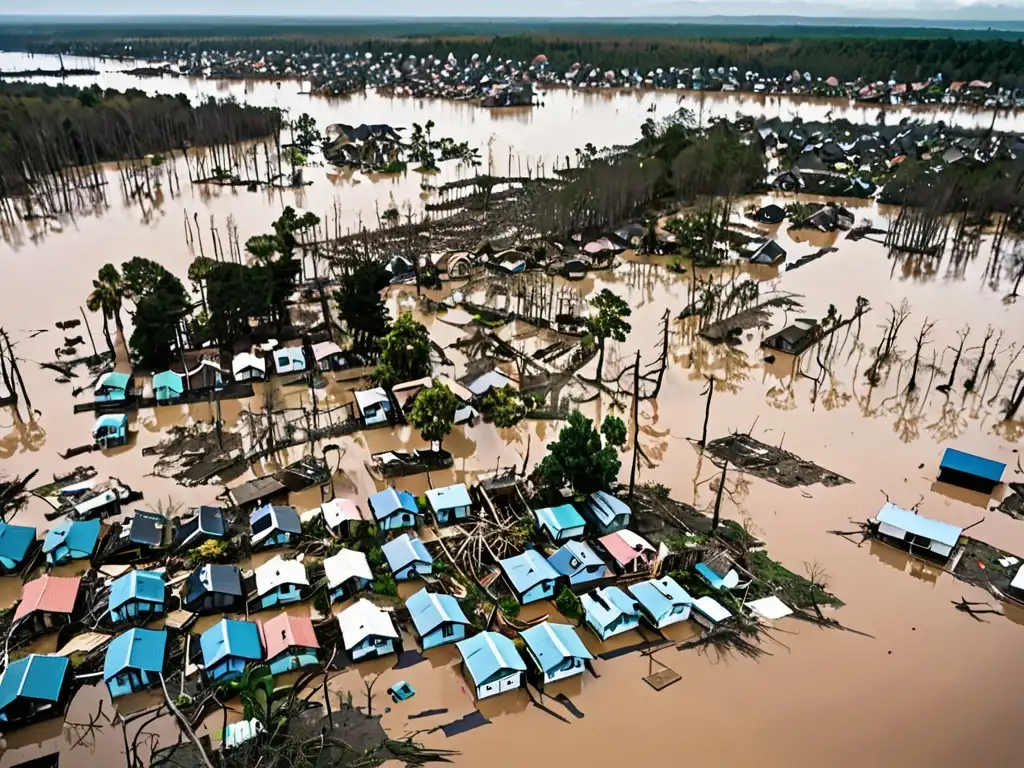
5, 1, 1024, 19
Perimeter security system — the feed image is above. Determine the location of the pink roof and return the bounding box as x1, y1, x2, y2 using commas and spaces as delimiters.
14, 575, 82, 623
259, 613, 320, 660
599, 532, 653, 567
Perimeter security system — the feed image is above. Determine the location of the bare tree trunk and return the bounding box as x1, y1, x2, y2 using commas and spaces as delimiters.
711, 460, 728, 532
698, 376, 714, 448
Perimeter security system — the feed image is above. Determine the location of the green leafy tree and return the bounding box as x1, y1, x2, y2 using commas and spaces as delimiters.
120, 256, 175, 305
245, 235, 278, 263
480, 385, 536, 429
586, 289, 632, 380
334, 262, 391, 355
216, 664, 274, 725
374, 314, 431, 385
129, 273, 191, 368
187, 255, 217, 313
408, 379, 459, 449
533, 411, 627, 499
291, 113, 322, 153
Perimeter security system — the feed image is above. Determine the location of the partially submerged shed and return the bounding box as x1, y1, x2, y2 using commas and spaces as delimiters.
108, 570, 166, 625
381, 534, 433, 581
337, 599, 399, 661
104, 627, 168, 699
0, 655, 72, 727
325, 548, 373, 601
259, 613, 320, 675
200, 619, 264, 683
938, 448, 1005, 494
873, 503, 963, 561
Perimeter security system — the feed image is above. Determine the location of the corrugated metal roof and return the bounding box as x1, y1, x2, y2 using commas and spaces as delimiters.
260, 614, 319, 660
406, 588, 469, 636
520, 621, 592, 673
628, 577, 692, 620
109, 570, 166, 611
939, 448, 1006, 484
368, 488, 418, 520
875, 503, 963, 547
200, 619, 263, 667
324, 548, 372, 587
534, 504, 585, 534
354, 387, 391, 413
0, 655, 69, 713
104, 628, 168, 680
500, 550, 559, 594
254, 555, 309, 596
425, 484, 471, 512
250, 504, 302, 535
188, 564, 243, 600
43, 518, 101, 559
466, 369, 514, 396
0, 522, 36, 562
14, 574, 81, 623
456, 631, 525, 685
693, 596, 732, 623
94, 414, 127, 431
337, 598, 398, 650
382, 533, 432, 572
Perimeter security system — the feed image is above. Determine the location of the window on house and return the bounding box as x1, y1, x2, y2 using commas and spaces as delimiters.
374, 637, 390, 647
569, 557, 580, 569
441, 623, 455, 638
672, 604, 686, 615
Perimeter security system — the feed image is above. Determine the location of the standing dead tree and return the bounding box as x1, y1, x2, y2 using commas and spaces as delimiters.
937, 325, 971, 393
965, 325, 995, 392
866, 300, 911, 385
697, 376, 715, 449
1006, 371, 1024, 421
906, 318, 936, 393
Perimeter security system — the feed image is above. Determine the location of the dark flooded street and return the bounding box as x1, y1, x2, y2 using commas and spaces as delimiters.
2, 51, 1024, 768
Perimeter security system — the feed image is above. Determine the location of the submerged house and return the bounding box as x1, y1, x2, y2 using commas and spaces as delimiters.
873, 503, 963, 561
696, 558, 743, 591
938, 448, 1005, 494
581, 586, 640, 641
534, 504, 586, 542
43, 518, 101, 565
103, 511, 170, 563
253, 555, 309, 609
0, 522, 37, 574
337, 598, 399, 661
259, 613, 320, 675
108, 570, 167, 625
761, 321, 820, 356
381, 534, 433, 581
152, 371, 185, 404
500, 550, 559, 604
425, 484, 472, 525
200, 619, 264, 683
94, 372, 130, 404
273, 347, 307, 375
13, 575, 82, 637
0, 655, 72, 727
250, 504, 302, 549
1008, 565, 1024, 602
368, 488, 419, 532
354, 388, 392, 426
692, 596, 732, 628
746, 239, 787, 266
520, 621, 593, 686
629, 577, 693, 629
547, 541, 609, 587
172, 357, 226, 392
320, 498, 370, 537
232, 352, 267, 382
311, 341, 346, 372
104, 628, 168, 699
455, 631, 526, 700
324, 548, 373, 601
598, 530, 656, 574
172, 506, 226, 552
184, 564, 245, 614
93, 414, 128, 449
581, 491, 631, 535
406, 588, 470, 650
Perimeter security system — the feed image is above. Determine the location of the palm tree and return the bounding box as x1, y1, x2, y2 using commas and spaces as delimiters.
86, 265, 124, 359
188, 256, 216, 313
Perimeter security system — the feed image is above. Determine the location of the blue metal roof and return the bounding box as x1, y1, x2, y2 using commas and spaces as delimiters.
547, 541, 605, 576
628, 577, 693, 620
581, 586, 638, 628
405, 588, 470, 636
94, 414, 127, 431
96, 371, 130, 392
940, 448, 1005, 484
500, 550, 559, 594
455, 631, 525, 686
368, 488, 418, 520
200, 619, 263, 668
250, 504, 302, 534
152, 371, 184, 395
876, 503, 963, 547
0, 522, 36, 562
104, 628, 168, 681
382, 534, 432, 571
520, 621, 593, 673
198, 506, 226, 536
586, 491, 631, 526
109, 570, 166, 611
43, 518, 101, 558
425, 484, 471, 511
535, 504, 585, 534
0, 655, 69, 713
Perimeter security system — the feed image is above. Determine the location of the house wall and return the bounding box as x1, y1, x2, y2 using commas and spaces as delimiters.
192, 592, 239, 614
260, 583, 302, 609
111, 599, 165, 624
544, 656, 585, 684
268, 649, 319, 676
421, 622, 465, 650
642, 602, 690, 629
107, 669, 154, 699
380, 512, 417, 532
331, 577, 369, 603
547, 524, 586, 541
0, 555, 19, 572
474, 671, 521, 699
394, 562, 430, 581
587, 612, 638, 641
362, 404, 390, 426
95, 388, 126, 403
434, 505, 471, 525
351, 636, 395, 661
209, 657, 246, 683
521, 579, 556, 604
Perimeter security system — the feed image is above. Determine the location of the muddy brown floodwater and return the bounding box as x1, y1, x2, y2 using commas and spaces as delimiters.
2, 52, 1024, 768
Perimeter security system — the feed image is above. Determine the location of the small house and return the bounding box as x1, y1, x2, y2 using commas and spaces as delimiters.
43, 518, 101, 565
381, 534, 433, 581
465, 369, 515, 400
582, 491, 631, 535
368, 488, 419, 531
520, 621, 593, 686
311, 341, 347, 372
391, 377, 433, 413
320, 498, 370, 537
184, 564, 245, 615
0, 522, 37, 574
337, 598, 399, 661
406, 588, 471, 650
598, 530, 656, 574
355, 387, 393, 426
0, 655, 72, 727
425, 484, 472, 525
93, 414, 128, 449
581, 586, 640, 641
752, 204, 786, 224
628, 577, 693, 629
455, 631, 526, 699
200, 619, 264, 684
547, 541, 609, 586
761, 322, 819, 356
534, 504, 586, 542
747, 239, 787, 266
94, 371, 130, 403
152, 371, 184, 404
250, 504, 302, 549
104, 628, 168, 699
108, 570, 166, 625
273, 347, 307, 375
873, 503, 963, 561
253, 555, 309, 609
259, 613, 320, 675
692, 596, 732, 629
232, 352, 267, 382
938, 448, 1005, 494
696, 558, 743, 591
13, 575, 82, 636
103, 511, 171, 563
500, 550, 559, 604
172, 506, 226, 552
324, 548, 373, 601
173, 357, 226, 391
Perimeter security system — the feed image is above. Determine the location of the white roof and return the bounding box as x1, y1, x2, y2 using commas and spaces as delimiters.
254, 555, 309, 596
1011, 565, 1024, 592
614, 529, 655, 553
232, 352, 266, 375
436, 375, 473, 402
324, 549, 372, 588
312, 341, 344, 361
694, 596, 732, 623
337, 598, 398, 649
320, 499, 363, 528
354, 387, 390, 411
745, 596, 793, 620
466, 369, 514, 396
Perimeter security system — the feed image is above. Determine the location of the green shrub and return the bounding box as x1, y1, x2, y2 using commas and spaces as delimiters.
554, 586, 582, 620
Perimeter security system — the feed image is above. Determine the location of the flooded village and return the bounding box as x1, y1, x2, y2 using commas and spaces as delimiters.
0, 31, 1024, 768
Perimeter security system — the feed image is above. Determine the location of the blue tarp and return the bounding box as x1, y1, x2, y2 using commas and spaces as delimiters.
500, 550, 558, 594
104, 628, 168, 680
940, 448, 1005, 484
109, 570, 166, 611
200, 619, 263, 667
455, 632, 525, 686
0, 655, 69, 714
406, 588, 469, 636
520, 621, 593, 673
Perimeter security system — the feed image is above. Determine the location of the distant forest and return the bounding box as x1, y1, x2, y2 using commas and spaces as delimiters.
2, 20, 1024, 85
